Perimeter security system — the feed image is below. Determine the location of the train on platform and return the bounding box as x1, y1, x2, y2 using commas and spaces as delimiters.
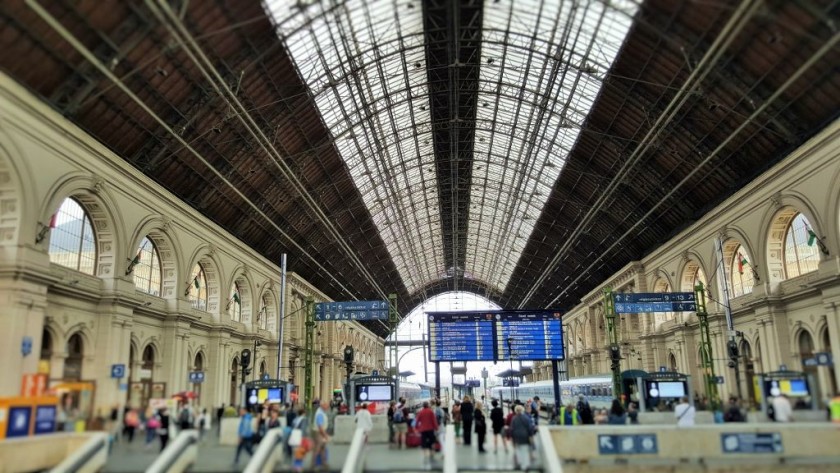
489, 375, 615, 410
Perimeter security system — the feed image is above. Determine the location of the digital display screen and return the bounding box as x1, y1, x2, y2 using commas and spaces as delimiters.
658, 382, 686, 398
268, 388, 283, 403
428, 310, 564, 362
356, 385, 392, 402
765, 379, 809, 398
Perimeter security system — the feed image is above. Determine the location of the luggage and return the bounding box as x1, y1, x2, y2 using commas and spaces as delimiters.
405, 430, 422, 448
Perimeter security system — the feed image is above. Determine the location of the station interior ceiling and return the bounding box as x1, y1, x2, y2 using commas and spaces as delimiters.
0, 0, 838, 337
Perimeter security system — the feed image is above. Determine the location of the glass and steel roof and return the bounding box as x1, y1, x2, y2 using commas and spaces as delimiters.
266, 0, 637, 295
468, 0, 637, 290
266, 0, 444, 294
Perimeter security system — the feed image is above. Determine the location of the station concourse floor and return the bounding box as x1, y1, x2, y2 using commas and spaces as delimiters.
103, 431, 542, 472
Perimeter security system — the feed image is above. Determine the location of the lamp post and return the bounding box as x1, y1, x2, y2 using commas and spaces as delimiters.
344, 345, 354, 395
253, 340, 262, 381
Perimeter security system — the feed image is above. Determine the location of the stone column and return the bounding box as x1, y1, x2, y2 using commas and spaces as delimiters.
0, 273, 49, 397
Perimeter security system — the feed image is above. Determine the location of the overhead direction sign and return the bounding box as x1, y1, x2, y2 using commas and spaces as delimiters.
315, 300, 389, 321
613, 292, 696, 313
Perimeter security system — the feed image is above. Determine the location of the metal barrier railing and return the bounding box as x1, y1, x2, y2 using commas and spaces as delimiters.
49, 432, 110, 473
146, 430, 200, 473
443, 424, 457, 473
537, 425, 564, 473
340, 427, 368, 473
243, 428, 285, 473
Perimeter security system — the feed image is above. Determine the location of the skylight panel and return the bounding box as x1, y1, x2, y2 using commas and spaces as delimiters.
265, 0, 444, 293
467, 0, 637, 291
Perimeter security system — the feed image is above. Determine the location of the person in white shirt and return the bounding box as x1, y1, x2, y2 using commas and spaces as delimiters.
771, 395, 794, 422
355, 402, 374, 441
674, 396, 696, 427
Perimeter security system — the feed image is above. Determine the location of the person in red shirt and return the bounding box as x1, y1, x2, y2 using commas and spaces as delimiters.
415, 401, 439, 464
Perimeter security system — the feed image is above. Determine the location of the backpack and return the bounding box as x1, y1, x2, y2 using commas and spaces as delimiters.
179, 408, 191, 426
393, 406, 405, 423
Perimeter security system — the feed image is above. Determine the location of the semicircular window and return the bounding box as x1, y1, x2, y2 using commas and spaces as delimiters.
48, 198, 96, 275
133, 237, 162, 296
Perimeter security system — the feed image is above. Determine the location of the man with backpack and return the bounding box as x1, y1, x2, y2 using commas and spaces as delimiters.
391, 398, 409, 448
178, 402, 194, 431
530, 397, 541, 425
577, 395, 594, 424
510, 405, 534, 470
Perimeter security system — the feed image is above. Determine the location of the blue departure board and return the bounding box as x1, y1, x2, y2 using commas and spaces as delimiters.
427, 310, 564, 362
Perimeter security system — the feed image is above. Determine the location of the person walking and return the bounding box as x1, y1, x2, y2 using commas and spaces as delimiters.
233, 407, 255, 465
510, 405, 533, 470
489, 399, 508, 453
311, 400, 331, 471
460, 396, 474, 446
144, 407, 159, 448
391, 399, 409, 449
829, 393, 840, 424
452, 401, 463, 440
771, 394, 793, 422
415, 402, 440, 466
577, 395, 594, 425
608, 399, 627, 425
355, 402, 373, 442
530, 397, 541, 425
474, 401, 488, 453
158, 407, 171, 452
675, 396, 696, 427
387, 400, 397, 446
627, 402, 639, 424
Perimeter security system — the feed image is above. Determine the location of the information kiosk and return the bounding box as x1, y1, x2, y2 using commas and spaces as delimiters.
641, 371, 692, 412
243, 379, 293, 411
346, 375, 395, 414
757, 370, 817, 413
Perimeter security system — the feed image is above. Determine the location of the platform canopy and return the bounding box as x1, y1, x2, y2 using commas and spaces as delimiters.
2, 0, 838, 337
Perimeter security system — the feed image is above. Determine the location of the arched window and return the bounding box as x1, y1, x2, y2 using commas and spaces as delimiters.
653, 279, 673, 330
40, 328, 52, 361
784, 213, 820, 279
142, 345, 155, 379
133, 237, 162, 296
669, 352, 678, 372
730, 244, 754, 298
228, 282, 242, 322
692, 265, 708, 291
259, 360, 267, 379
188, 263, 209, 311
64, 333, 84, 380
798, 330, 814, 361
48, 198, 96, 275
192, 352, 204, 403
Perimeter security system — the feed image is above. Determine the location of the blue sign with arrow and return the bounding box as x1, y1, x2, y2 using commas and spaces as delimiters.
613, 293, 696, 313
315, 301, 389, 321
111, 364, 125, 379
598, 434, 658, 455
721, 433, 782, 453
